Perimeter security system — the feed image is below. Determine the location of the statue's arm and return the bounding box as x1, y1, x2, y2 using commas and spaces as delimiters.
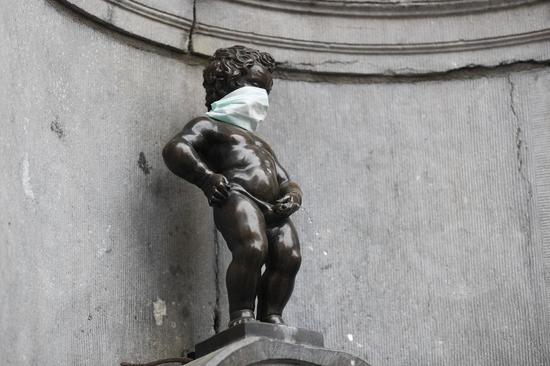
162, 118, 230, 206
162, 119, 214, 187
270, 153, 302, 218
257, 136, 302, 205
275, 162, 302, 205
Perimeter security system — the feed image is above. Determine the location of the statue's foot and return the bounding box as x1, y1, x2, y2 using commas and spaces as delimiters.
262, 314, 285, 325
228, 309, 256, 328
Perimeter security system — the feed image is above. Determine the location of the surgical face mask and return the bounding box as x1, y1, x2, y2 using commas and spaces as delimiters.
205, 86, 269, 132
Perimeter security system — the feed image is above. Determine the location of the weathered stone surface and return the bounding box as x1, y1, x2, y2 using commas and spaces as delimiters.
0, 1, 214, 365
1, 1, 550, 365
189, 337, 369, 366
56, 0, 550, 75
513, 70, 550, 337
196, 322, 324, 357
55, 0, 194, 51
193, 0, 550, 75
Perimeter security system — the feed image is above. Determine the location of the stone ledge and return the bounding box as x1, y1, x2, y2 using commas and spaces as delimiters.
195, 322, 325, 358
190, 336, 370, 366
56, 0, 550, 75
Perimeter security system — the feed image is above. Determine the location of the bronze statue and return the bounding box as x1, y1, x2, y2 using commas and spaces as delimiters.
163, 46, 302, 328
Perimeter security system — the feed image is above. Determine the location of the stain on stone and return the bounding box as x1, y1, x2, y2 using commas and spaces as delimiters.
169, 264, 183, 277
138, 152, 152, 175
50, 117, 65, 138
106, 4, 114, 23
22, 155, 35, 200
152, 175, 169, 199
88, 314, 93, 321
96, 247, 112, 257
393, 182, 400, 200
182, 349, 193, 359
153, 298, 167, 326
181, 305, 190, 318
321, 263, 333, 271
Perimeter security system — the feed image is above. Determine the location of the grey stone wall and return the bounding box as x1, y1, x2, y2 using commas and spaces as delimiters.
264, 70, 550, 365
0, 2, 215, 363
1, 1, 550, 365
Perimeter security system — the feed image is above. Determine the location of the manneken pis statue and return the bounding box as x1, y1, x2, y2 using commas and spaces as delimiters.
163, 46, 302, 328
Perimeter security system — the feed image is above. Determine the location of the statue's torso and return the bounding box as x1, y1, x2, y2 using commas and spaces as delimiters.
200, 119, 281, 203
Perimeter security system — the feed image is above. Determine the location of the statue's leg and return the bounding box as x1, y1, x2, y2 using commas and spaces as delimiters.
213, 193, 268, 327
257, 218, 301, 324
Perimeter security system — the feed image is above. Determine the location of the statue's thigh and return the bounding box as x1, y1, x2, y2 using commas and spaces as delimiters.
213, 193, 267, 253
267, 219, 301, 262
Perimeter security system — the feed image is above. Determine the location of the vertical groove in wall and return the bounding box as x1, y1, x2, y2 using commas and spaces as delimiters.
212, 224, 222, 334
508, 71, 550, 362
526, 76, 550, 330
187, 0, 197, 53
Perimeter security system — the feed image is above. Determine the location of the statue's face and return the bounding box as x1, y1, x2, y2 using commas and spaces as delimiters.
239, 64, 273, 94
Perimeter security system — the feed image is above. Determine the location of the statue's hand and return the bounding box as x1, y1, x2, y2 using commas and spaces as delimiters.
201, 174, 230, 207
273, 192, 301, 218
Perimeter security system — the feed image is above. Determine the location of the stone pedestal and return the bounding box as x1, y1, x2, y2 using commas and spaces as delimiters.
190, 323, 370, 366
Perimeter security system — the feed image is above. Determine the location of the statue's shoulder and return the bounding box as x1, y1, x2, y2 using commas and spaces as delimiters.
184, 116, 217, 131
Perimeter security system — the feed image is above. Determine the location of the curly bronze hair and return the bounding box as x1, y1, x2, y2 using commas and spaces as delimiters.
203, 45, 275, 110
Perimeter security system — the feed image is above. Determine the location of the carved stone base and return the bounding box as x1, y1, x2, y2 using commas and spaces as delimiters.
191, 323, 370, 366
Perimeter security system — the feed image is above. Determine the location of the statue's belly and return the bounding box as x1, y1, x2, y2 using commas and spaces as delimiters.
224, 166, 280, 203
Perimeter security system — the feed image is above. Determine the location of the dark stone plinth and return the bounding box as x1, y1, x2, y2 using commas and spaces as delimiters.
195, 322, 324, 358
189, 336, 370, 366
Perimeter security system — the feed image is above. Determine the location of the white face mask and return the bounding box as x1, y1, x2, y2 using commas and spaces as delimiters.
205, 86, 269, 132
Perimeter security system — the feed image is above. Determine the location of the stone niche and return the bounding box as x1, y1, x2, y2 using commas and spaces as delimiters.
57, 0, 550, 74
16, 1, 547, 365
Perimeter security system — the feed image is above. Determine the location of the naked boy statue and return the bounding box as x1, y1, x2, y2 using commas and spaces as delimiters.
163, 46, 302, 328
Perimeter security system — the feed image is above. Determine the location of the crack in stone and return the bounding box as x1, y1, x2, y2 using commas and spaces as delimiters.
508, 75, 523, 173
277, 59, 550, 84
507, 74, 534, 273
508, 75, 519, 123
187, 0, 197, 53
279, 59, 359, 68
508, 75, 528, 183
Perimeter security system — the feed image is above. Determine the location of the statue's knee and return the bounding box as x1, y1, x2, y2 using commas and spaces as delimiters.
287, 250, 302, 274
237, 240, 267, 267
275, 248, 301, 275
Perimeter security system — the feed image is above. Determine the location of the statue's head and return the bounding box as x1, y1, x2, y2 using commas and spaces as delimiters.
203, 45, 275, 110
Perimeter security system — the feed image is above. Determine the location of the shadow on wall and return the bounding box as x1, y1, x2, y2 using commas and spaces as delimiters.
126, 146, 218, 357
